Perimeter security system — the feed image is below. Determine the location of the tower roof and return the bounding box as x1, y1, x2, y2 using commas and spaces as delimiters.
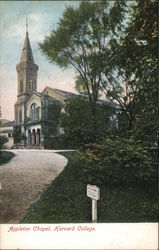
20, 32, 35, 63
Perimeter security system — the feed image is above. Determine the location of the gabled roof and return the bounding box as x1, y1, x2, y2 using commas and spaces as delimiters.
43, 87, 76, 96
42, 86, 77, 103
28, 91, 41, 98
26, 91, 42, 106
24, 86, 119, 110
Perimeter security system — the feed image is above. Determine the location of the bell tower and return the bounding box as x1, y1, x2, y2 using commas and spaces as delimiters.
14, 19, 38, 133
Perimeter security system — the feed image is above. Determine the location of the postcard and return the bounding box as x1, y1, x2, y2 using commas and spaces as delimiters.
0, 1, 158, 249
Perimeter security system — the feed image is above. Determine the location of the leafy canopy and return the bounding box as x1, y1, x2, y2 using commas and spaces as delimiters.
102, 0, 157, 145
40, 0, 127, 135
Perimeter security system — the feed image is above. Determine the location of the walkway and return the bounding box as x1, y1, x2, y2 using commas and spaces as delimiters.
0, 150, 68, 223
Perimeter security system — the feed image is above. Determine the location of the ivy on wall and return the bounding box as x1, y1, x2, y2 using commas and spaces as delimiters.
41, 99, 61, 145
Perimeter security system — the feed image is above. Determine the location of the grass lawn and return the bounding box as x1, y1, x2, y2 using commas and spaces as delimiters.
22, 151, 158, 223
0, 151, 15, 165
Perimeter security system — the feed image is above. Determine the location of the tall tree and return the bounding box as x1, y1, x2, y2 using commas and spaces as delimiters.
129, 0, 158, 146
40, 0, 127, 138
102, 0, 157, 145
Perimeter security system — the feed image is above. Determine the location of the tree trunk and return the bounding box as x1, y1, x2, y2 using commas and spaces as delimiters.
90, 102, 98, 142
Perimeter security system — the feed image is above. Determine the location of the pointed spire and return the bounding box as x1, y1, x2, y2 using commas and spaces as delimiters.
26, 16, 28, 35
20, 18, 35, 64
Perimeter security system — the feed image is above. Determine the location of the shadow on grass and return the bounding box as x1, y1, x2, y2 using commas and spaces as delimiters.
0, 151, 15, 166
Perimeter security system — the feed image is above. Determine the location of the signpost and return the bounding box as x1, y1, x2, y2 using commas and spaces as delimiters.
87, 184, 100, 222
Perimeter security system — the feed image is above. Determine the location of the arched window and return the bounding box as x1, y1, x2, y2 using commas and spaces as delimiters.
32, 82, 35, 91
19, 110, 22, 124
29, 80, 32, 91
30, 103, 40, 121
20, 79, 23, 93
29, 80, 35, 92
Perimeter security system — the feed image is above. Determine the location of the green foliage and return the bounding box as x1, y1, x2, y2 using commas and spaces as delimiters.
22, 152, 91, 223
44, 96, 116, 149
41, 101, 61, 145
44, 135, 78, 150
75, 75, 89, 95
40, 1, 127, 134
130, 0, 158, 146
110, 0, 158, 145
12, 126, 26, 145
13, 125, 22, 144
39, 0, 157, 147
101, 0, 157, 146
22, 152, 158, 223
132, 85, 158, 147
82, 136, 153, 186
0, 136, 8, 149
60, 96, 114, 146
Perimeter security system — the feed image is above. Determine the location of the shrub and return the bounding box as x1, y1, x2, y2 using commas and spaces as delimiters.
82, 136, 154, 186
13, 125, 22, 144
0, 135, 8, 150
60, 96, 114, 147
44, 135, 79, 150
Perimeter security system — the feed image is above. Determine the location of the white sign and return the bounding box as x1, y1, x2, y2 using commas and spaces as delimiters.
87, 184, 100, 200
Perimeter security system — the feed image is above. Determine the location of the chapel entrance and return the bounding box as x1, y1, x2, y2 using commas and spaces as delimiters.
27, 128, 41, 148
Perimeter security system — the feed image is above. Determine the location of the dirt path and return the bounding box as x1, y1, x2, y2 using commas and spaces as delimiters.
0, 150, 68, 223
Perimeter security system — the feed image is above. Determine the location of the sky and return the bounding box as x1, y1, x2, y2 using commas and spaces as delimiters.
0, 0, 80, 120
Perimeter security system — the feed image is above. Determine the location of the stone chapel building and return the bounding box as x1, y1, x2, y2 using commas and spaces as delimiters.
0, 28, 118, 150
14, 30, 75, 149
